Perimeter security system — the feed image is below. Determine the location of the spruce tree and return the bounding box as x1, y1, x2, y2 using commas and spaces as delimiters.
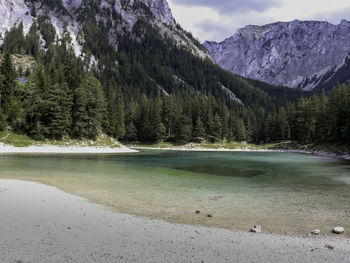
46, 83, 72, 139
214, 113, 223, 140
236, 119, 246, 142
0, 53, 18, 125
193, 117, 205, 141
125, 121, 138, 141
85, 75, 106, 138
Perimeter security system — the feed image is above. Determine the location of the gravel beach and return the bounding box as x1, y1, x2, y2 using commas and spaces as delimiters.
1, 179, 349, 263
0, 144, 138, 154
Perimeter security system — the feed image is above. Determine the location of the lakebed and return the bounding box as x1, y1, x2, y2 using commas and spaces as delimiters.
2, 179, 349, 263
0, 150, 349, 236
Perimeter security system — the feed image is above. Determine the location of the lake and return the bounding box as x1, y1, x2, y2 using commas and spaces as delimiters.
0, 150, 349, 235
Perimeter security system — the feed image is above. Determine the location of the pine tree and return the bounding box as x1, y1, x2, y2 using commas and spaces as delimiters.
162, 95, 176, 138
193, 117, 205, 141
150, 92, 163, 141
115, 89, 125, 139
125, 121, 138, 141
214, 113, 223, 140
44, 83, 72, 139
25, 23, 40, 57
278, 107, 290, 140
0, 109, 6, 131
236, 119, 246, 142
104, 84, 125, 139
0, 53, 19, 126
72, 82, 88, 138
85, 75, 106, 138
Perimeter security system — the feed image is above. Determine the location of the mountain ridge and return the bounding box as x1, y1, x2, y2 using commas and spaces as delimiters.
204, 19, 350, 91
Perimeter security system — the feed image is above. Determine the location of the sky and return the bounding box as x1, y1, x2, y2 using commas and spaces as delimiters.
167, 0, 350, 42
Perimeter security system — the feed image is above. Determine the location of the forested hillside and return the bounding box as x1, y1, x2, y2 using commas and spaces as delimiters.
0, 14, 299, 143
0, 12, 348, 146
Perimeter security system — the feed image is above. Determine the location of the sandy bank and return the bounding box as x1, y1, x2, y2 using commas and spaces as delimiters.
0, 179, 349, 263
0, 143, 138, 154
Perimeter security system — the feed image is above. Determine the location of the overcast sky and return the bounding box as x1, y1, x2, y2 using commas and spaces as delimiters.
167, 0, 350, 42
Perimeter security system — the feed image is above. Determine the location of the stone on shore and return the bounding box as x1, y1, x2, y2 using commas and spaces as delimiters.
251, 225, 261, 233
332, 227, 344, 234
311, 229, 320, 235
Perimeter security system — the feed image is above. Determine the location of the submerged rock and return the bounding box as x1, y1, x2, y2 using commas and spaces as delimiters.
311, 229, 320, 235
251, 225, 262, 233
332, 226, 344, 234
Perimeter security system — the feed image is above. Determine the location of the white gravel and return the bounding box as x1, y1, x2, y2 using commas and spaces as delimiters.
0, 144, 138, 154
0, 179, 349, 263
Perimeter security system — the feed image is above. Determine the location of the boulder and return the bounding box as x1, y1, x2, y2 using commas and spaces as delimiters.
332, 226, 344, 234
251, 225, 261, 233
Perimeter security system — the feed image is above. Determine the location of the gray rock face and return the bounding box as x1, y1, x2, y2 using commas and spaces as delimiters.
204, 20, 350, 90
143, 0, 174, 25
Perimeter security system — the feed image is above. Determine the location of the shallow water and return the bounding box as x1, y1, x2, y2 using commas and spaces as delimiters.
0, 151, 349, 234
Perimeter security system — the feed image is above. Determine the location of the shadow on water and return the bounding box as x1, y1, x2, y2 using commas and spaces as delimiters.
175, 165, 264, 178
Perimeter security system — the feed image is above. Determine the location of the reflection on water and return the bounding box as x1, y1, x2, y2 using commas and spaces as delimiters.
0, 150, 349, 235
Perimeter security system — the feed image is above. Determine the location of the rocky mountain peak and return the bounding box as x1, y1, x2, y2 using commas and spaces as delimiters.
0, 0, 208, 59
142, 0, 174, 25
204, 19, 350, 90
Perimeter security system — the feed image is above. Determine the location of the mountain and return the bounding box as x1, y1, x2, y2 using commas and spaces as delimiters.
0, 0, 348, 147
204, 19, 350, 91
0, 0, 208, 59
1, 0, 303, 144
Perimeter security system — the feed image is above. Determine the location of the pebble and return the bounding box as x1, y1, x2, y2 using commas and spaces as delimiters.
311, 229, 320, 235
251, 225, 261, 233
332, 226, 344, 234
325, 244, 335, 250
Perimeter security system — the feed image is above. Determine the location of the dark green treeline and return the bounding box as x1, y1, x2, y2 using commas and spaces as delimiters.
265, 86, 350, 144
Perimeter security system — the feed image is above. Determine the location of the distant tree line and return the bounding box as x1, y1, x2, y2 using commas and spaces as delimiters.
265, 86, 350, 144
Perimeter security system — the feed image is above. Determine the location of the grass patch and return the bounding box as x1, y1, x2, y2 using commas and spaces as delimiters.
44, 133, 121, 148
1, 133, 35, 147
128, 142, 174, 148
0, 131, 121, 148
200, 143, 220, 149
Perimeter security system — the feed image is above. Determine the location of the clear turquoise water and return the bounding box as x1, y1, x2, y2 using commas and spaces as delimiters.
0, 151, 349, 234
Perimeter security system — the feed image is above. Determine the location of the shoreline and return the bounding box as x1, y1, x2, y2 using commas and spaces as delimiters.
0, 143, 139, 154
131, 146, 350, 161
1, 179, 349, 262
0, 141, 348, 161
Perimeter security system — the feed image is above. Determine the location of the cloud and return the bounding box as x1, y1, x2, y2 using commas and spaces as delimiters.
169, 0, 350, 42
194, 20, 232, 42
194, 14, 274, 42
312, 6, 350, 24
171, 0, 281, 15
